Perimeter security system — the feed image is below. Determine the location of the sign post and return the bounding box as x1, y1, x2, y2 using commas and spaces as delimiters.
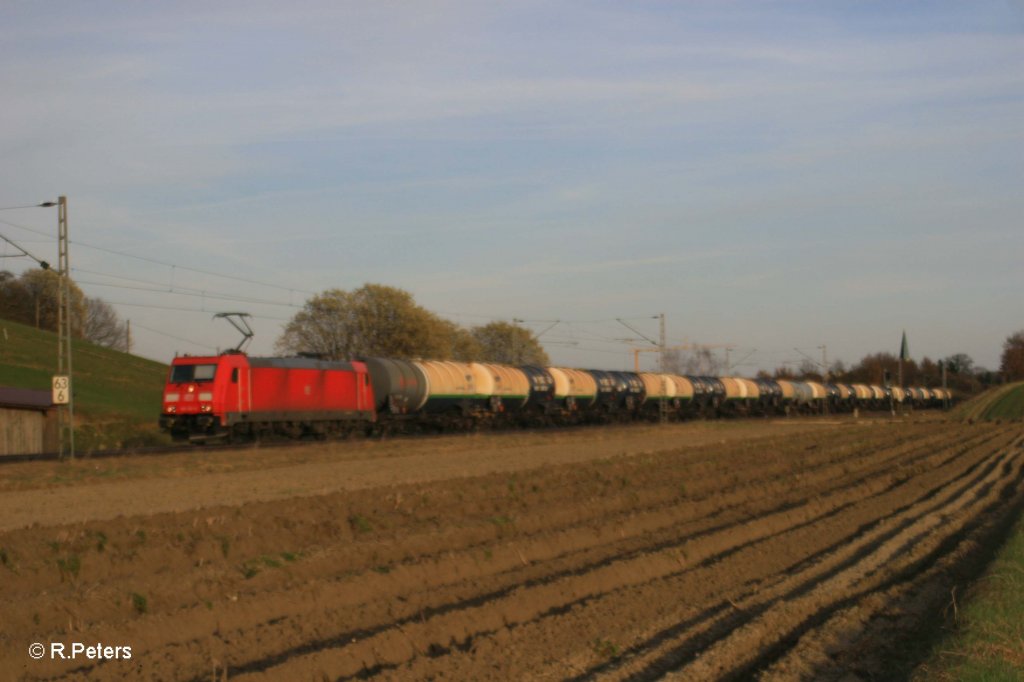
52, 375, 70, 405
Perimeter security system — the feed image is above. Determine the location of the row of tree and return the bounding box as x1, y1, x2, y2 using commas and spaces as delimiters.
275, 284, 549, 365
0, 269, 127, 349
762, 353, 990, 394
756, 336, 1024, 394
275, 285, 1024, 392
4, 270, 1022, 389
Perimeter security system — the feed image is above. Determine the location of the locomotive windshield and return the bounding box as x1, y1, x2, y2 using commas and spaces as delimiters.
170, 364, 217, 383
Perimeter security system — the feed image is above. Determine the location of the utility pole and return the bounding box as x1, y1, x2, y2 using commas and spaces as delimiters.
0, 199, 65, 452
617, 315, 671, 424
126, 319, 132, 354
56, 195, 74, 460
512, 318, 523, 364
941, 360, 948, 410
659, 313, 668, 424
659, 313, 666, 363
821, 344, 829, 416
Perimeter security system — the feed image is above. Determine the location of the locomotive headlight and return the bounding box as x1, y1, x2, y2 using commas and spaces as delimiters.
200, 404, 212, 413
199, 392, 213, 402
167, 405, 177, 413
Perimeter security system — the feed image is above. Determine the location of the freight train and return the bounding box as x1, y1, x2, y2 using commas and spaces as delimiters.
158, 352, 953, 442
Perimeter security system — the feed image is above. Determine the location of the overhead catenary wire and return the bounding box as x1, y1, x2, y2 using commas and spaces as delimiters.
0, 215, 314, 297
0, 231, 50, 269
99, 300, 290, 321
130, 322, 219, 351
71, 240, 318, 295
4, 213, 686, 343
72, 276, 303, 308
1, 213, 837, 371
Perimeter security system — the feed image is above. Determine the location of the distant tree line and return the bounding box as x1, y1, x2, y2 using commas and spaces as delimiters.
275, 283, 549, 365
6, 267, 1020, 384
278, 287, 1022, 387
755, 338, 1024, 395
0, 269, 127, 350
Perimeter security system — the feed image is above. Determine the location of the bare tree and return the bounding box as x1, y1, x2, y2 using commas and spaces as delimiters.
944, 353, 974, 375
797, 358, 821, 381
678, 347, 723, 375
661, 348, 684, 375
83, 296, 125, 349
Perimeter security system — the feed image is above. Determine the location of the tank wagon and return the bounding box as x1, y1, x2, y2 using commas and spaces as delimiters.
159, 352, 953, 442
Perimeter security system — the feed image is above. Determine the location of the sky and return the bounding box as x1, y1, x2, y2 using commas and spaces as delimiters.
1, 1, 1021, 375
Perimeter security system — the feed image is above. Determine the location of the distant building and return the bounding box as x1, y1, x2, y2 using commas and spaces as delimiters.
0, 387, 57, 455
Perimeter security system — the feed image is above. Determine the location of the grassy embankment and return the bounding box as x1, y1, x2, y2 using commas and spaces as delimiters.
915, 382, 1024, 680
915, 513, 1024, 680
0, 317, 169, 449
953, 381, 1024, 422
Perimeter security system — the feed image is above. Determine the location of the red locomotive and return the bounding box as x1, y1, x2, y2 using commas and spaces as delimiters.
159, 353, 376, 442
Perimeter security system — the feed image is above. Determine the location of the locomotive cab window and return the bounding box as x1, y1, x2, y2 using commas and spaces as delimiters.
231, 368, 239, 383
170, 364, 217, 383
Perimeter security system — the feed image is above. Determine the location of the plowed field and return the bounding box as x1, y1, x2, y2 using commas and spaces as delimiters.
1, 418, 1022, 681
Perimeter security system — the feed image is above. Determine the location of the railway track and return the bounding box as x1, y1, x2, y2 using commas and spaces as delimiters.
0, 411, 944, 465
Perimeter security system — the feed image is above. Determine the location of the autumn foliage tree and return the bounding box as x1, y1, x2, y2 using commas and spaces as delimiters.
0, 270, 126, 349
0, 269, 89, 335
276, 284, 550, 364
276, 284, 449, 360
435, 319, 482, 362
1002, 330, 1024, 381
832, 352, 904, 385
276, 284, 556, 363
470, 321, 549, 365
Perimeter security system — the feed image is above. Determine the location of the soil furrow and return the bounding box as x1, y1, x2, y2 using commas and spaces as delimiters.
669, 441, 1024, 680
216, 428, 1012, 681
3, 420, 1020, 682
7, 424, 979, 681
377, 427, 1017, 681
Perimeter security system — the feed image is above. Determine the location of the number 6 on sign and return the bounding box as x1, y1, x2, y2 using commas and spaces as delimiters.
52, 375, 70, 405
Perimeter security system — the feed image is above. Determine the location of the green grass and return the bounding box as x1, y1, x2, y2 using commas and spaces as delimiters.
953, 382, 1024, 422
0, 317, 170, 447
348, 514, 373, 534
915, 511, 1024, 680
131, 592, 148, 615
982, 384, 1024, 421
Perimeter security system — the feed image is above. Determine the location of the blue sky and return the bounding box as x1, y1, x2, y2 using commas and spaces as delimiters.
1, 1, 1021, 374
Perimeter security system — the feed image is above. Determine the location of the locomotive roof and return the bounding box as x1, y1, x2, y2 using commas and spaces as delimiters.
248, 357, 358, 371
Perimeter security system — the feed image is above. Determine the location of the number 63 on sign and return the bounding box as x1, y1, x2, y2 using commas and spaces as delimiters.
52, 375, 70, 405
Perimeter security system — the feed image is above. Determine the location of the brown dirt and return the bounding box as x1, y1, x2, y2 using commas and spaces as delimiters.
0, 417, 1021, 681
